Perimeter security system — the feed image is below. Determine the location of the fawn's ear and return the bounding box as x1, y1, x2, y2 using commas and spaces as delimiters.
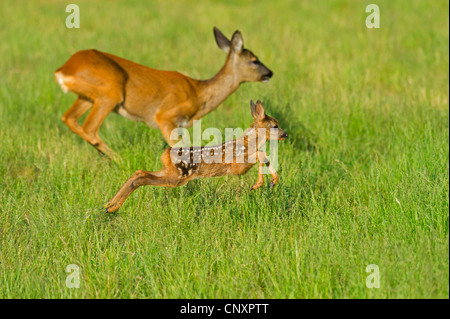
214, 27, 231, 54
250, 100, 265, 120
230, 30, 244, 53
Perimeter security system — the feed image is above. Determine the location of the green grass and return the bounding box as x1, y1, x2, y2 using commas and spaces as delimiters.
0, 0, 448, 298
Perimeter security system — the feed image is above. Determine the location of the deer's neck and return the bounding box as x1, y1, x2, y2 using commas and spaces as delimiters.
195, 60, 240, 118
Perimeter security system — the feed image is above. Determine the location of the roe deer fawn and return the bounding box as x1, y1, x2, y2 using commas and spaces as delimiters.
54, 27, 273, 159
104, 100, 287, 213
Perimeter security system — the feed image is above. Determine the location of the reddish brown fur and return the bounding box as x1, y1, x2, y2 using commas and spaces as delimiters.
104, 100, 287, 213
54, 28, 273, 159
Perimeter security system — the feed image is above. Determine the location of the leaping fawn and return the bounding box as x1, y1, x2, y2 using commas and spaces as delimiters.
104, 100, 287, 213
54, 27, 273, 159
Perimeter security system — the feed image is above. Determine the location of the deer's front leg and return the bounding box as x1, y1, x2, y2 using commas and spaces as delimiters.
250, 160, 265, 190
156, 119, 178, 147
155, 104, 193, 146
269, 170, 279, 189
257, 151, 279, 189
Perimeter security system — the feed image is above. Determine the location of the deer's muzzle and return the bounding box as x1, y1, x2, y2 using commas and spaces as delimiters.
262, 70, 273, 82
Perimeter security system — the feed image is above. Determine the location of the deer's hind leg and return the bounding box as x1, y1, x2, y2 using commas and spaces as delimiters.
62, 95, 120, 159
81, 94, 123, 159
104, 166, 185, 213
58, 54, 127, 159
61, 97, 93, 137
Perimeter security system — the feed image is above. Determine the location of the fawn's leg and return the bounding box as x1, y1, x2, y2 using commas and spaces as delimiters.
251, 151, 279, 190
250, 160, 265, 190
104, 168, 180, 213
263, 152, 279, 189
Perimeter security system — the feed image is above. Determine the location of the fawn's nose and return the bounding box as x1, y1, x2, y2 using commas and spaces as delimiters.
281, 132, 288, 139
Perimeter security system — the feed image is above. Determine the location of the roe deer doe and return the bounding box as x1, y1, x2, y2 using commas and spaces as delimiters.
54, 27, 273, 159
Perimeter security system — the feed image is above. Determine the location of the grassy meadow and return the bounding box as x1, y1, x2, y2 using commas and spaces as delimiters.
0, 0, 448, 298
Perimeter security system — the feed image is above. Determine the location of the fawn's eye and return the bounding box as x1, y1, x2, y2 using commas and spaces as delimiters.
252, 60, 260, 65
273, 125, 278, 129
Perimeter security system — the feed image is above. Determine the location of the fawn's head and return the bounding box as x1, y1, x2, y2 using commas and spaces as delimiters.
214, 27, 273, 83
250, 100, 288, 141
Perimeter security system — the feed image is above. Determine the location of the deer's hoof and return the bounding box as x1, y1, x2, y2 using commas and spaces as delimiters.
103, 201, 118, 213
105, 205, 119, 214
251, 183, 263, 191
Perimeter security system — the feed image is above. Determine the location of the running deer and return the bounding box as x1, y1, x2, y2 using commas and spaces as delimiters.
104, 100, 287, 213
54, 27, 273, 159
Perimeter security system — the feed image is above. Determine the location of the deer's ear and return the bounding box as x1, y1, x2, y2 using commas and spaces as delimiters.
251, 100, 265, 120
250, 100, 257, 117
214, 27, 230, 54
231, 30, 244, 53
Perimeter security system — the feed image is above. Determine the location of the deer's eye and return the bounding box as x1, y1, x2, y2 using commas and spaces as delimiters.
273, 125, 279, 129
252, 60, 260, 65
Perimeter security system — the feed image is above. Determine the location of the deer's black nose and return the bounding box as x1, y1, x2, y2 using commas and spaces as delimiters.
262, 70, 273, 82
281, 132, 288, 138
